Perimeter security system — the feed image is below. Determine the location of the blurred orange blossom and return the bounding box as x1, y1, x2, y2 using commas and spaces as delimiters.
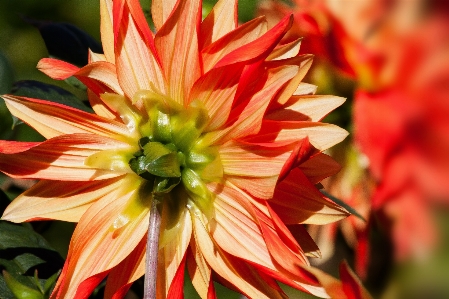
258, 0, 449, 262
0, 0, 358, 298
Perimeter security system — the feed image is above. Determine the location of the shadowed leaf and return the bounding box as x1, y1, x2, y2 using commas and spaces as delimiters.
0, 222, 64, 298
11, 80, 92, 113
26, 18, 103, 67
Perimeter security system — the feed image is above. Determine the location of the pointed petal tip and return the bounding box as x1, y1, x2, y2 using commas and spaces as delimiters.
315, 125, 349, 150
37, 58, 79, 80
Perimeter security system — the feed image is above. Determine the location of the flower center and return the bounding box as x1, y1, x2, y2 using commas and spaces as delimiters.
130, 91, 223, 206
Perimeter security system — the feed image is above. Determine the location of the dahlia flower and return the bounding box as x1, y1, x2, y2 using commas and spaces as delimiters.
354, 14, 449, 260
257, 0, 358, 77
0, 0, 350, 298
259, 0, 449, 262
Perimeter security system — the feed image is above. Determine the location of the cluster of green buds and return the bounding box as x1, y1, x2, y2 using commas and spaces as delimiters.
129, 92, 223, 208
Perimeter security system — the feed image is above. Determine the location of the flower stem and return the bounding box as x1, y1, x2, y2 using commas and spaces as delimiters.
144, 195, 161, 299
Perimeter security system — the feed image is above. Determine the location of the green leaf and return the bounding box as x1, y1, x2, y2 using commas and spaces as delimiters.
11, 80, 92, 113
43, 271, 59, 295
0, 274, 15, 299
0, 51, 14, 94
64, 76, 87, 91
25, 18, 102, 67
0, 188, 11, 216
33, 270, 44, 294
2, 271, 43, 299
320, 190, 366, 221
0, 222, 63, 298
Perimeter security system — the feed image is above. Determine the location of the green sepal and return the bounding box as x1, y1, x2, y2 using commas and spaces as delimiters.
2, 271, 43, 299
153, 177, 181, 194
186, 147, 218, 169
129, 155, 147, 175
181, 168, 211, 204
144, 152, 181, 178
149, 108, 171, 144
186, 146, 223, 182
170, 104, 209, 152
142, 141, 172, 159
139, 137, 151, 148
141, 142, 181, 178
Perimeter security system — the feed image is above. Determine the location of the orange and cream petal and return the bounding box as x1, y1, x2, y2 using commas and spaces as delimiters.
191, 214, 286, 299
157, 208, 192, 297
209, 183, 278, 269
212, 15, 293, 70
120, 0, 158, 55
266, 55, 313, 105
0, 134, 131, 181
104, 236, 146, 299
114, 0, 166, 102
151, 0, 177, 31
154, 0, 201, 106
298, 153, 342, 184
287, 224, 321, 258
270, 168, 349, 225
278, 137, 318, 182
188, 64, 242, 131
267, 95, 346, 122
338, 261, 373, 299
187, 244, 212, 299
51, 174, 150, 298
225, 64, 305, 138
201, 16, 268, 72
306, 262, 373, 299
2, 95, 132, 141
200, 0, 238, 49
89, 48, 107, 63
87, 90, 119, 120
246, 120, 348, 152
265, 203, 311, 262
99, 0, 114, 63
219, 140, 294, 199
208, 182, 325, 292
37, 58, 124, 96
35, 58, 79, 80
1, 176, 126, 223
295, 82, 318, 95
205, 63, 301, 146
165, 252, 187, 299
267, 38, 302, 61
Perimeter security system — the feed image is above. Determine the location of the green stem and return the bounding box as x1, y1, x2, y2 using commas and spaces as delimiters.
144, 195, 161, 299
